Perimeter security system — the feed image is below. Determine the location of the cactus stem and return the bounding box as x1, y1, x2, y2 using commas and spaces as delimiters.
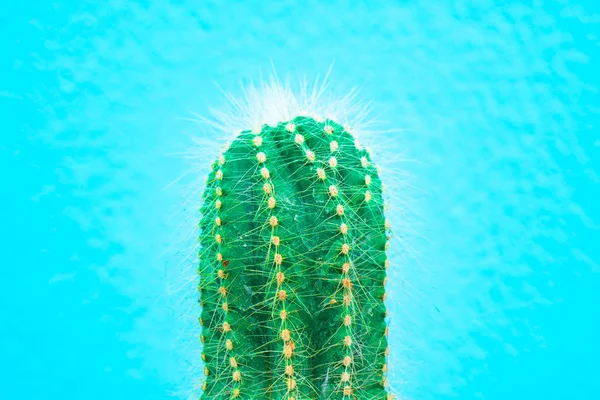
198, 115, 391, 399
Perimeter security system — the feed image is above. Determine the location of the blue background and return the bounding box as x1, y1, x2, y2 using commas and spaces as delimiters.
1, 1, 599, 399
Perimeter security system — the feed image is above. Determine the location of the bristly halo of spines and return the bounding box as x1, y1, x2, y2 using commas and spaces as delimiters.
198, 114, 391, 399
168, 72, 414, 400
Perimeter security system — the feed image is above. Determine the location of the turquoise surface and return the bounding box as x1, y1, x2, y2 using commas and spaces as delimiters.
1, 1, 599, 399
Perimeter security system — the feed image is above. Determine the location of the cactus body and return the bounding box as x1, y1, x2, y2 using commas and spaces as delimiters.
198, 116, 390, 399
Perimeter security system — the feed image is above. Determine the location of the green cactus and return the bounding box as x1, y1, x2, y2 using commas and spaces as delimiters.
198, 115, 391, 400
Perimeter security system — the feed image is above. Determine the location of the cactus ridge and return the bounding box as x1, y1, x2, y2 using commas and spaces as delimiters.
198, 116, 391, 400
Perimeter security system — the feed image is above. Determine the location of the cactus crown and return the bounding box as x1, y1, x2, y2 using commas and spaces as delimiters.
198, 115, 391, 399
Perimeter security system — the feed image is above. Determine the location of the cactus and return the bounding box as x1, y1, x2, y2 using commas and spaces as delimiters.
198, 115, 391, 399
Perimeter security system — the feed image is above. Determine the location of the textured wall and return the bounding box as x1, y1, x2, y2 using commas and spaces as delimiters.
1, 1, 599, 399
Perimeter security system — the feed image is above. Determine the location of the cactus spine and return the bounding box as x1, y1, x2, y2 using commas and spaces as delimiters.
198, 115, 391, 399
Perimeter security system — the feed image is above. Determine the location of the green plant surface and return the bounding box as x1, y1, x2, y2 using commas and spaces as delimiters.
198, 116, 391, 400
